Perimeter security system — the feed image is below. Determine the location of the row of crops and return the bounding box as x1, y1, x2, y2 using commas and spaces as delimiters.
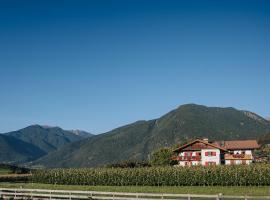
32, 164, 270, 186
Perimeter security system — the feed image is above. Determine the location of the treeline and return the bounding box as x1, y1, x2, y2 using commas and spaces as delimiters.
0, 163, 31, 183
32, 164, 270, 186
0, 163, 31, 174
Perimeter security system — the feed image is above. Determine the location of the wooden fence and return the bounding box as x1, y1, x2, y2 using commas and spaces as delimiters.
0, 188, 270, 200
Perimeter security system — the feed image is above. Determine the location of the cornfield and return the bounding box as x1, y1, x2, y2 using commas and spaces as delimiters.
32, 164, 270, 186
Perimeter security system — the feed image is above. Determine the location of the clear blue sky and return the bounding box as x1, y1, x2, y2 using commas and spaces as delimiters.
0, 0, 269, 134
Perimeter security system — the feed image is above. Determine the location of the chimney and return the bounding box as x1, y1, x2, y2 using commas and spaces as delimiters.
203, 138, 209, 143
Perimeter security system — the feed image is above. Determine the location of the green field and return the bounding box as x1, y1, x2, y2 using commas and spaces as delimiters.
0, 169, 12, 175
0, 183, 269, 195
33, 165, 270, 186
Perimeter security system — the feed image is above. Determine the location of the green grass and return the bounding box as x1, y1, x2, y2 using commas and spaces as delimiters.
0, 169, 12, 175
0, 183, 269, 196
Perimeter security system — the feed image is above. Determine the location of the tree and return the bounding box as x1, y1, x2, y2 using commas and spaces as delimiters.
150, 148, 177, 166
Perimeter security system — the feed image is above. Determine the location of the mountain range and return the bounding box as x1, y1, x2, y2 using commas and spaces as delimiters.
0, 125, 92, 164
1, 104, 269, 167
31, 104, 270, 168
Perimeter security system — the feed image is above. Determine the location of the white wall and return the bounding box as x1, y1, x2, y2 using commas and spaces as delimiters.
201, 149, 220, 165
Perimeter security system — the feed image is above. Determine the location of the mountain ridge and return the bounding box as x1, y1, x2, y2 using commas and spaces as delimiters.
1, 125, 92, 164
32, 104, 270, 168
0, 134, 45, 164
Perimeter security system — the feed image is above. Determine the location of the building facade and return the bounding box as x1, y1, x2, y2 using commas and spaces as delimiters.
173, 139, 259, 166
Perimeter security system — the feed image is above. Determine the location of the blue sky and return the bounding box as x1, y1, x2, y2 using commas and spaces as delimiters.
0, 0, 269, 133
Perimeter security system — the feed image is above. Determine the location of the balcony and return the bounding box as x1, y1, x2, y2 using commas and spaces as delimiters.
172, 156, 202, 161
225, 154, 252, 160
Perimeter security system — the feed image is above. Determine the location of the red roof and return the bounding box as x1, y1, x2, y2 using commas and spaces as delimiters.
173, 139, 227, 152
174, 139, 260, 153
214, 140, 259, 150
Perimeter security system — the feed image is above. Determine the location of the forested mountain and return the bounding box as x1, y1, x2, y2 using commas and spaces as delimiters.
5, 125, 84, 153
0, 134, 44, 164
33, 104, 270, 168
1, 125, 91, 164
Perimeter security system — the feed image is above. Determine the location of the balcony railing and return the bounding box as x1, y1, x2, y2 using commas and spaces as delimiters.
171, 156, 202, 161
225, 154, 252, 160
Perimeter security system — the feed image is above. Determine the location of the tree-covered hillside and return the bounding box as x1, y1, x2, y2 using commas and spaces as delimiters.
5, 125, 85, 154
33, 104, 270, 168
0, 125, 91, 164
0, 134, 45, 164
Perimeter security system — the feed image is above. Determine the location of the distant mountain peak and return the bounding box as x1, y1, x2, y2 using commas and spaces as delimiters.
23, 124, 58, 129
69, 130, 93, 138
177, 103, 237, 111
40, 125, 57, 129
242, 111, 266, 123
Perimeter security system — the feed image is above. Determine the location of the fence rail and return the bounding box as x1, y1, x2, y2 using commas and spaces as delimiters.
0, 188, 270, 200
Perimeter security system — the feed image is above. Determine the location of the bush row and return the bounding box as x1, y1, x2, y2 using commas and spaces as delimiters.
0, 174, 31, 183
32, 164, 270, 186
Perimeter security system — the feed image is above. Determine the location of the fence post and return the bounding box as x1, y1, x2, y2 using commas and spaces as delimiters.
245, 195, 248, 200
69, 192, 72, 200
14, 189, 17, 198
188, 194, 191, 200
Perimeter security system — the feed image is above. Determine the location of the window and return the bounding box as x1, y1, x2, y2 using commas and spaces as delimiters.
205, 151, 217, 156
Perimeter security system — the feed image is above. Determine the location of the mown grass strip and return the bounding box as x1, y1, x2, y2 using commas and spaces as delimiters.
0, 183, 269, 195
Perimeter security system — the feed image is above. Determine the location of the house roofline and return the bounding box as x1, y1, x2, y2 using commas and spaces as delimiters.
173, 139, 228, 152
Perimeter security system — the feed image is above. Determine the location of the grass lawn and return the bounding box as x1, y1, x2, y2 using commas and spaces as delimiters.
0, 183, 269, 196
0, 169, 12, 175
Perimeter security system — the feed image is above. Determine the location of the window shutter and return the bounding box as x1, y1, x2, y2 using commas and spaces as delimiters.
213, 152, 216, 156
205, 152, 208, 156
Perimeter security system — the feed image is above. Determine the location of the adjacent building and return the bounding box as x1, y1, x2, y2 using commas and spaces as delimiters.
172, 139, 259, 166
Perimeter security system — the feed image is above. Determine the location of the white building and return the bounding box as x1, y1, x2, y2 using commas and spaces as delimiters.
173, 139, 259, 166
214, 140, 259, 165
